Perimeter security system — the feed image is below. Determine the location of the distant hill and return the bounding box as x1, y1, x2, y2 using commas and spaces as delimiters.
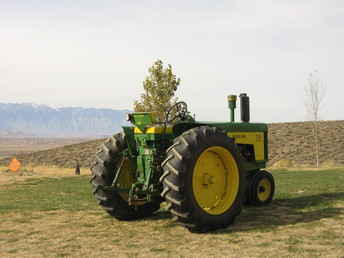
0, 137, 91, 158
0, 138, 104, 168
0, 103, 130, 137
268, 120, 344, 167
1, 120, 343, 168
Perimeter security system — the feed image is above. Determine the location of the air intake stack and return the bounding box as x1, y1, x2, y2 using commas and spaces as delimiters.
227, 95, 237, 122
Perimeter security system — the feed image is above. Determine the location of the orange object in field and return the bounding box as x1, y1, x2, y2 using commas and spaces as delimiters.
8, 158, 21, 172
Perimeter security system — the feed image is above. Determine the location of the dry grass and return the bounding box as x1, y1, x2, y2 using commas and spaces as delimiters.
268, 166, 344, 171
0, 168, 343, 257
268, 120, 344, 167
0, 166, 90, 185
0, 206, 343, 257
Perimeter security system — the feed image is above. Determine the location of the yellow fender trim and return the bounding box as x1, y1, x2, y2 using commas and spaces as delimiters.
134, 127, 173, 134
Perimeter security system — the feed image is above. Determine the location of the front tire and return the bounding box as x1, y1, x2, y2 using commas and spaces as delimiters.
247, 170, 275, 206
160, 126, 245, 231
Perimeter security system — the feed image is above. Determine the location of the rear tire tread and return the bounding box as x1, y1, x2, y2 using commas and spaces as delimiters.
160, 126, 244, 232
90, 132, 160, 220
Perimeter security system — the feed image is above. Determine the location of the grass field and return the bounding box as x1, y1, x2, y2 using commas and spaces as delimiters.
0, 168, 343, 257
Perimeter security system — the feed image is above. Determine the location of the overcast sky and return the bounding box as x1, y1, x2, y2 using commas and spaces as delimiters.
1, 0, 343, 122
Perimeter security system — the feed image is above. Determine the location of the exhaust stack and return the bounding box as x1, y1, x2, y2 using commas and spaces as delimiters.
239, 93, 250, 123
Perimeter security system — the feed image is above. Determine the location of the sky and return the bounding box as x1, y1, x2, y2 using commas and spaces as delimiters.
1, 0, 343, 122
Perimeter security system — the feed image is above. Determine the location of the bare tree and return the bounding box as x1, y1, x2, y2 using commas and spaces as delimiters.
305, 70, 325, 168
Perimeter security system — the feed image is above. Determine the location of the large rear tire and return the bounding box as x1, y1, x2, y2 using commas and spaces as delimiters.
160, 126, 245, 232
90, 133, 160, 220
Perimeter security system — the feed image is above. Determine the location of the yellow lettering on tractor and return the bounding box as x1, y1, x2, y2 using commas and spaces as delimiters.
227, 132, 265, 161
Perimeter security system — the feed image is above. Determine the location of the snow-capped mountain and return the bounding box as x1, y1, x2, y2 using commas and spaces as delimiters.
0, 103, 130, 137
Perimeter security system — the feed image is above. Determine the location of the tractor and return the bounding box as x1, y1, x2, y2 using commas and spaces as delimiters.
90, 93, 275, 231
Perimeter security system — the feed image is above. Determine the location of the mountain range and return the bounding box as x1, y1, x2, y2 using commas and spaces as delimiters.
0, 103, 130, 137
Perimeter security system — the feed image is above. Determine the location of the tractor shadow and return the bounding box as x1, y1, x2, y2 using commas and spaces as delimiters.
134, 192, 344, 233
212, 192, 344, 234
148, 210, 172, 221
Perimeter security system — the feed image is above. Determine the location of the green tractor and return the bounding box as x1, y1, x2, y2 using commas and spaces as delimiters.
90, 93, 275, 231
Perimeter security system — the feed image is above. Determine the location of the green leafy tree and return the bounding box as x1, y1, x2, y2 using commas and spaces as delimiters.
134, 59, 181, 122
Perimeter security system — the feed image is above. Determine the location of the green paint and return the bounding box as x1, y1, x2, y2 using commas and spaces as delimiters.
130, 112, 154, 132
115, 98, 269, 205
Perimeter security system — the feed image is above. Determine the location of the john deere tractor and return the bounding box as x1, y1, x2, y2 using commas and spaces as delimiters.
90, 94, 275, 231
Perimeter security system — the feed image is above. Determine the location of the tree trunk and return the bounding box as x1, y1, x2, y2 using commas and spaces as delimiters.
312, 121, 320, 168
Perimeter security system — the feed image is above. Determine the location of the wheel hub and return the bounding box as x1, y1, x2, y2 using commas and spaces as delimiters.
202, 173, 215, 187
257, 178, 271, 201
259, 186, 266, 193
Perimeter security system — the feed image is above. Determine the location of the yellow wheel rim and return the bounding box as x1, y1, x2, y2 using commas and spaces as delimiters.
192, 146, 240, 215
115, 159, 136, 201
257, 177, 272, 202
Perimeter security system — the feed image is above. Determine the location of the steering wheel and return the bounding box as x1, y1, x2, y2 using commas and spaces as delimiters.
165, 102, 188, 124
